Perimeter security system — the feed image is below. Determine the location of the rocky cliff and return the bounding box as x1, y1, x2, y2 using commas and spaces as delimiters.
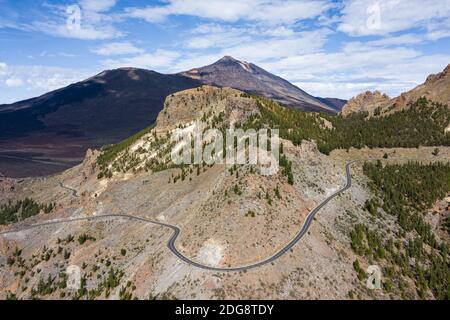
341, 91, 391, 117
341, 64, 450, 117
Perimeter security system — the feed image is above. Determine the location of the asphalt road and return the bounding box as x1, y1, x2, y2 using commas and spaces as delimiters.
0, 163, 353, 272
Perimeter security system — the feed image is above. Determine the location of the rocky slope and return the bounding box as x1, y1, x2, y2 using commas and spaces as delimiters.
341, 64, 450, 117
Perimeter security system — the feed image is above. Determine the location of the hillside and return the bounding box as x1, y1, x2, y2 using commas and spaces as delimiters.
0, 86, 449, 300
239, 95, 450, 155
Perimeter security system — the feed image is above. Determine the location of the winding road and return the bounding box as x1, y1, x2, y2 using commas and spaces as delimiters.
59, 182, 79, 197
0, 163, 353, 272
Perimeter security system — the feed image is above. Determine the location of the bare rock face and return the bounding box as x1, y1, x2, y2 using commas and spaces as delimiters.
155, 85, 258, 132
81, 148, 100, 180
341, 91, 391, 117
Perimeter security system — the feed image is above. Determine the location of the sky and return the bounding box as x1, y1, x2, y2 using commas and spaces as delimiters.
0, 0, 450, 104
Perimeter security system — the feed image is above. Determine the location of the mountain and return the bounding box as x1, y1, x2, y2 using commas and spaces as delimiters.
341, 64, 450, 117
0, 69, 201, 177
314, 97, 347, 111
0, 56, 344, 178
0, 68, 201, 140
180, 56, 341, 113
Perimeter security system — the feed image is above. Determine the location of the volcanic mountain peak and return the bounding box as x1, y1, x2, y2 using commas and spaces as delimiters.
217, 55, 240, 63
183, 56, 255, 76
219, 55, 237, 61
181, 56, 340, 113
215, 55, 254, 71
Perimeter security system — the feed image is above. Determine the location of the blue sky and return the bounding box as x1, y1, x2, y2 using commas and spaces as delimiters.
0, 0, 450, 103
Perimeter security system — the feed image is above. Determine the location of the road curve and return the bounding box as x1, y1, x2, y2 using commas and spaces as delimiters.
59, 182, 79, 197
0, 163, 354, 272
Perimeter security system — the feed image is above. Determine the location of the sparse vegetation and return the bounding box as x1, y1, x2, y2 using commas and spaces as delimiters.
78, 234, 96, 245
97, 125, 155, 178
233, 184, 242, 195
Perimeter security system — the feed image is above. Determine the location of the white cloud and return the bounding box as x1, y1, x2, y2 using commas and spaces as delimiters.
0, 62, 7, 75
180, 24, 332, 64
29, 0, 122, 40
339, 0, 450, 37
1, 0, 450, 104
367, 34, 425, 47
0, 64, 94, 97
102, 49, 181, 69
261, 43, 450, 99
59, 52, 76, 58
5, 78, 24, 87
40, 24, 121, 40
79, 0, 117, 13
125, 0, 334, 24
185, 24, 253, 49
92, 42, 144, 56
221, 29, 331, 63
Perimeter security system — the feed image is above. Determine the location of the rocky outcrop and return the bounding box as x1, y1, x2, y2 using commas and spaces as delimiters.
341, 91, 391, 117
155, 85, 258, 132
342, 63, 450, 117
81, 148, 100, 180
